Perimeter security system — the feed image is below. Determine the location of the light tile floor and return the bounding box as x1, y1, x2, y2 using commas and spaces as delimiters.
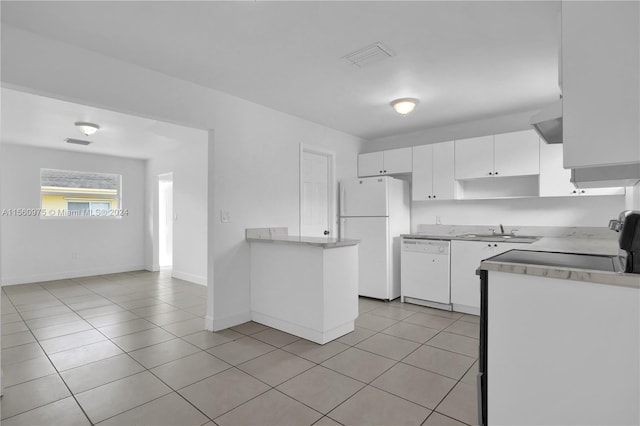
1, 271, 479, 425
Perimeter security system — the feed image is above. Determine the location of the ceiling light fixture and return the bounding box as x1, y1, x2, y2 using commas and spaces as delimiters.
75, 122, 100, 136
391, 98, 419, 115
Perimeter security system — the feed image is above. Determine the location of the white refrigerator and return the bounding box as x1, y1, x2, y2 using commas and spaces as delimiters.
339, 176, 410, 300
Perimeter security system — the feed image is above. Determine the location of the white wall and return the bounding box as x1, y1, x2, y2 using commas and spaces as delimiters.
145, 138, 208, 285
0, 144, 146, 285
0, 27, 363, 329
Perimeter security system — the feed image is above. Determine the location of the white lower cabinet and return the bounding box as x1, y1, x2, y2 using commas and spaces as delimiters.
450, 240, 527, 314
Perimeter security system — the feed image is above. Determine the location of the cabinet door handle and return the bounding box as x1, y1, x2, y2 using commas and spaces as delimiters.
488, 172, 493, 176
428, 195, 432, 199
383, 170, 387, 173
580, 190, 585, 194
379, 170, 383, 174
494, 171, 499, 175
433, 195, 436, 199
487, 244, 492, 247
572, 190, 577, 194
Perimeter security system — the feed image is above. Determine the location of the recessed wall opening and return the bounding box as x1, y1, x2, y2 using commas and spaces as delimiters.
158, 173, 174, 268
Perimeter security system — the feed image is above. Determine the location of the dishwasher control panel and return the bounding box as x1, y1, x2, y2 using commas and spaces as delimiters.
402, 239, 450, 255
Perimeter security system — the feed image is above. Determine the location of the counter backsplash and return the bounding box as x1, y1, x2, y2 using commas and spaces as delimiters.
414, 224, 617, 240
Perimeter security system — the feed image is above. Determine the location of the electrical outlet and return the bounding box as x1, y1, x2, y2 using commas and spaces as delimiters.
220, 210, 231, 223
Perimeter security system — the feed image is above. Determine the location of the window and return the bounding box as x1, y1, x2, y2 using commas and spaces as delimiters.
40, 168, 122, 217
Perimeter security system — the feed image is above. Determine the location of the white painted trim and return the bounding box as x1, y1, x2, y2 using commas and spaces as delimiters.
0, 264, 146, 286
145, 263, 161, 272
211, 310, 251, 331
205, 315, 214, 332
252, 311, 354, 345
451, 303, 481, 316
299, 144, 337, 237
171, 270, 206, 286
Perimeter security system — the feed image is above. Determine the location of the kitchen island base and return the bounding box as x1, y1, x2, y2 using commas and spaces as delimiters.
248, 237, 358, 345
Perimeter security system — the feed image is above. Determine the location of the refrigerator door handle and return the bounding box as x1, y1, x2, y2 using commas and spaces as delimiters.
339, 218, 346, 239
340, 185, 346, 216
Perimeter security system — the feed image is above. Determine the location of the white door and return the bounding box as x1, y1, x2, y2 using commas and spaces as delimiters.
358, 152, 384, 177
411, 144, 434, 200
340, 177, 388, 217
301, 150, 331, 237
341, 216, 389, 299
158, 174, 173, 268
383, 148, 412, 174
432, 141, 456, 200
454, 135, 494, 179
494, 130, 540, 177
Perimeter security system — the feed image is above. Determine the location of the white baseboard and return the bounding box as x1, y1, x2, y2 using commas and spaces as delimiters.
452, 303, 480, 316
205, 315, 214, 331
171, 270, 206, 286
1, 264, 146, 286
212, 310, 251, 331
145, 263, 160, 272
252, 311, 354, 344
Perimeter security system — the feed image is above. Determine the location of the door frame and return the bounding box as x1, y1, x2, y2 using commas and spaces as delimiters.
299, 144, 336, 237
157, 172, 174, 269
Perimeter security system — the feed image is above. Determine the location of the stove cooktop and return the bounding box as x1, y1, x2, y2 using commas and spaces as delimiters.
487, 250, 624, 273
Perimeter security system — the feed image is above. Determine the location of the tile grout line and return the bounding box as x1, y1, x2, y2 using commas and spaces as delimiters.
1, 287, 95, 426
2, 272, 209, 425
5, 279, 478, 426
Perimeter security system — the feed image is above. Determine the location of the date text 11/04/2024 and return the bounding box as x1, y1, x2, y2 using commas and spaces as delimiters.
1, 208, 129, 217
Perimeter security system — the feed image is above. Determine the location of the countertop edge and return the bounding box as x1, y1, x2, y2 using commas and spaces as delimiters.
480, 260, 640, 289
246, 236, 359, 248
401, 234, 539, 244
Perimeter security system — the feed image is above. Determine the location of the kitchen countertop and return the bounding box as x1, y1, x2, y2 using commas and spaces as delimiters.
246, 235, 359, 248
480, 252, 639, 289
406, 223, 636, 288
404, 224, 621, 254
401, 233, 541, 244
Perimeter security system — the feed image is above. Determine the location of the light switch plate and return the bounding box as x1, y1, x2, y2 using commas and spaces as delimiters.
220, 210, 231, 223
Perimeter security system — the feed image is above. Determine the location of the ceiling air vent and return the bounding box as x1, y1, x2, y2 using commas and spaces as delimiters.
342, 42, 394, 68
65, 138, 92, 146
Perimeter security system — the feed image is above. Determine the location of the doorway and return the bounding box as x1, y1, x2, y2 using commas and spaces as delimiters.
158, 173, 173, 268
300, 145, 335, 237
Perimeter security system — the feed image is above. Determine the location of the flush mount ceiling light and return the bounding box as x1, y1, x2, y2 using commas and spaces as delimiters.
390, 98, 419, 115
74, 121, 100, 136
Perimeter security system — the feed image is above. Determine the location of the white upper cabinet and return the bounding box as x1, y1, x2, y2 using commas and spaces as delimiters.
412, 141, 456, 201
494, 130, 540, 177
383, 148, 412, 174
454, 130, 540, 180
358, 148, 411, 177
562, 1, 640, 169
358, 152, 384, 177
454, 135, 494, 179
539, 139, 625, 197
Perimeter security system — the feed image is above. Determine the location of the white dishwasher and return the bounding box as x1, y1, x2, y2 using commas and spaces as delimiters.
400, 238, 451, 310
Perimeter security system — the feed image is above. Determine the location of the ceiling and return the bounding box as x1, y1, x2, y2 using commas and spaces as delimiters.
1, 88, 207, 159
1, 1, 561, 141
